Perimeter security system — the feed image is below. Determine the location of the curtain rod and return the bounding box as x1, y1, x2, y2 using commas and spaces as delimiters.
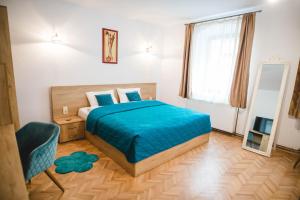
185, 10, 262, 25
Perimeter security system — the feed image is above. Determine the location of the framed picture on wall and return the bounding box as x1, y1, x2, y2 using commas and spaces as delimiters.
102, 28, 118, 64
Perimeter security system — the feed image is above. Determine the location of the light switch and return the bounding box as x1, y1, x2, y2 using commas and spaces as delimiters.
63, 106, 68, 115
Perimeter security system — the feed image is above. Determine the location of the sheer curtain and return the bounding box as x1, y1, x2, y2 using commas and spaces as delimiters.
189, 16, 242, 104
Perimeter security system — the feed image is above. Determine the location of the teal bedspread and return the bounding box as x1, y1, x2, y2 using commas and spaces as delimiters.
86, 100, 211, 163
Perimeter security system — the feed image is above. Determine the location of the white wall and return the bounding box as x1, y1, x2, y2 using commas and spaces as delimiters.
160, 0, 300, 149
5, 0, 163, 125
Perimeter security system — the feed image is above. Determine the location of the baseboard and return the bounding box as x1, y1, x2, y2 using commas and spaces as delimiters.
212, 128, 242, 138
276, 145, 300, 154
212, 127, 300, 155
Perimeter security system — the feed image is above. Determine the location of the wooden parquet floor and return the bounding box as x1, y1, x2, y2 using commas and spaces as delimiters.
28, 131, 300, 200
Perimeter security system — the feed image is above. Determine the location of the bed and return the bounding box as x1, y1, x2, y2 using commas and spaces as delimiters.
51, 83, 211, 176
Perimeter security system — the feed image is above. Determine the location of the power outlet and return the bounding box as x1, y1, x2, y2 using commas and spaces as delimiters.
62, 106, 68, 115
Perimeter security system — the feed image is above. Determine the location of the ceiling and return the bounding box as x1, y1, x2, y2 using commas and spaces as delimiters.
63, 0, 264, 25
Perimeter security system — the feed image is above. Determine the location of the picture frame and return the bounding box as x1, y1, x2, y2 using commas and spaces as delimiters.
102, 28, 118, 64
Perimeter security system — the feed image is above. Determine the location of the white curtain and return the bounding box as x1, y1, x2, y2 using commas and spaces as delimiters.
189, 16, 242, 104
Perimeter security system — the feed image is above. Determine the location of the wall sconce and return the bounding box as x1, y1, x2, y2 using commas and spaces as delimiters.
51, 33, 62, 44
146, 45, 152, 53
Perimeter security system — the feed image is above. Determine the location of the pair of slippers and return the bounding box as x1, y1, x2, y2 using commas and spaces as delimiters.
54, 151, 99, 174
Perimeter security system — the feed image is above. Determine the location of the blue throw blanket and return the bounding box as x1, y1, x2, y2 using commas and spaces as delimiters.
87, 100, 211, 163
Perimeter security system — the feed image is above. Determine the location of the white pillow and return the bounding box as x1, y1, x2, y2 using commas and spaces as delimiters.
86, 90, 117, 107
117, 88, 141, 103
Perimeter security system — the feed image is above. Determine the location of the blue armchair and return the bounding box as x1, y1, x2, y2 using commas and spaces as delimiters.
16, 122, 64, 192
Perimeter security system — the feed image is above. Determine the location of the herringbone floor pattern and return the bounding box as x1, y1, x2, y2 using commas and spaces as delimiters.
28, 131, 300, 200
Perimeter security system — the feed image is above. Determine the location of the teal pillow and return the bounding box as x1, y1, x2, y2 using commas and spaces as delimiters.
126, 91, 142, 102
95, 94, 114, 106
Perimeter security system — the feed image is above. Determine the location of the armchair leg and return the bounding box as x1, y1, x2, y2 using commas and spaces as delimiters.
45, 169, 64, 192
294, 158, 300, 169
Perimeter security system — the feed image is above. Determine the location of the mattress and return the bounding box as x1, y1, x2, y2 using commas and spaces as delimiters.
78, 106, 98, 120
86, 100, 211, 163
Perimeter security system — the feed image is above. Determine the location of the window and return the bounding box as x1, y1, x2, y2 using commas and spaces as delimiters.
189, 16, 242, 104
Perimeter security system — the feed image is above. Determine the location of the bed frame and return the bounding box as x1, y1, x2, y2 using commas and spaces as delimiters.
85, 131, 209, 176
51, 83, 210, 176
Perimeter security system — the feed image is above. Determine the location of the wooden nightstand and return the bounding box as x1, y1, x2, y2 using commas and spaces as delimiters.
53, 116, 85, 143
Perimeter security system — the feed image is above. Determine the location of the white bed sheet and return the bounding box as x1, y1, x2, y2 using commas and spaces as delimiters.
78, 106, 99, 120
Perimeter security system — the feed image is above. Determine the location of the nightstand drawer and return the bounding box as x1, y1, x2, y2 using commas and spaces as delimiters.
59, 122, 84, 143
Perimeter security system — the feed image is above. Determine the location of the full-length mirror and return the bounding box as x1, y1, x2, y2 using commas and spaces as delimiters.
242, 62, 289, 157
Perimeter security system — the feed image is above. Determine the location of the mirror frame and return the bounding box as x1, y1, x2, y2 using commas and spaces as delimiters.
242, 61, 289, 157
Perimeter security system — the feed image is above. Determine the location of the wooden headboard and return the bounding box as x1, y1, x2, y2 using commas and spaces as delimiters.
51, 83, 156, 120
